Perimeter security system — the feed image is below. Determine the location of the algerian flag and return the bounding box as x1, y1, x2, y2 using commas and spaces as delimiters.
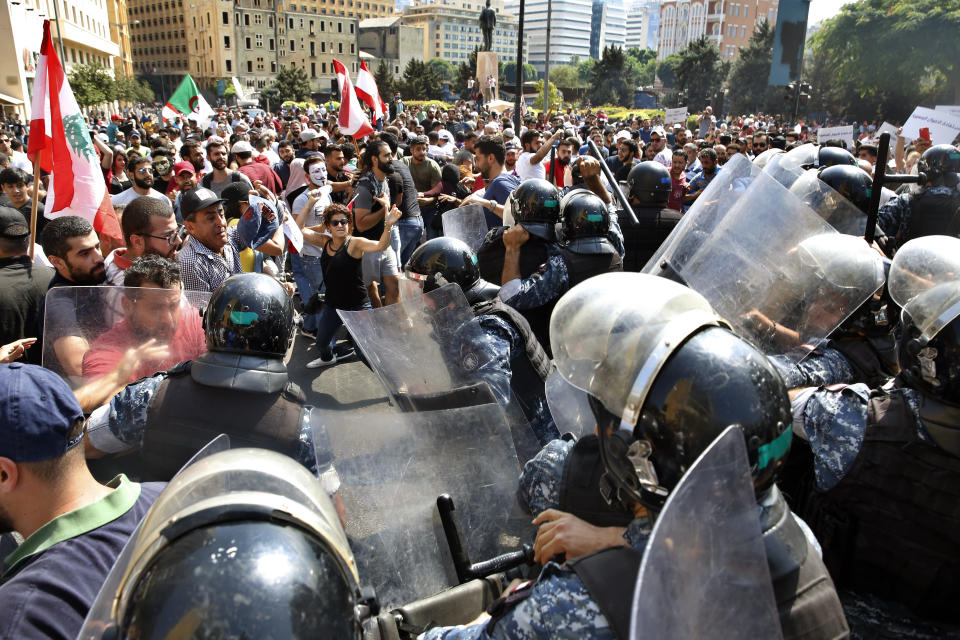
162, 74, 214, 127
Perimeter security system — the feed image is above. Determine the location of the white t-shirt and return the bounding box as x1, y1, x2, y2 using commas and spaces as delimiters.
516, 152, 546, 181
111, 187, 169, 206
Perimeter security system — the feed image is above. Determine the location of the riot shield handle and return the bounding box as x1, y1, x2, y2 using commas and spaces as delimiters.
587, 138, 639, 225
437, 494, 534, 584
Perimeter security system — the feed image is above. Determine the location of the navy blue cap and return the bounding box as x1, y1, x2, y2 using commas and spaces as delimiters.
0, 363, 84, 462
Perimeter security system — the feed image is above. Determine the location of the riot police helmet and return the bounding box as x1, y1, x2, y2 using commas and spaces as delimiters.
626, 161, 672, 206
506, 178, 561, 240
888, 235, 960, 402
817, 164, 873, 214
550, 273, 792, 512
205, 272, 295, 358
752, 147, 784, 170
405, 236, 498, 304
99, 449, 370, 639
918, 144, 960, 185
782, 142, 819, 170
558, 189, 617, 255
816, 146, 857, 168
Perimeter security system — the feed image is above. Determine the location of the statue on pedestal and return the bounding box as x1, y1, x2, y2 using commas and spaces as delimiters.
479, 0, 496, 52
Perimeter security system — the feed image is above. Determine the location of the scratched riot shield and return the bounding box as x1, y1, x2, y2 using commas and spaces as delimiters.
789, 168, 875, 236
888, 235, 960, 341
643, 154, 760, 275
630, 427, 783, 640
316, 404, 535, 609
442, 204, 490, 252
41, 286, 209, 388
544, 367, 592, 439
645, 170, 886, 361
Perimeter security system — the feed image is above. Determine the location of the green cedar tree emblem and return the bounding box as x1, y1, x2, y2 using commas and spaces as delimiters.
63, 113, 97, 162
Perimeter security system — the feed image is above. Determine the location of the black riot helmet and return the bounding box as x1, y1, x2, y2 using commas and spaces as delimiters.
626, 161, 672, 206
119, 520, 362, 639
550, 273, 792, 513
507, 178, 561, 240
816, 146, 857, 168
559, 189, 616, 255
405, 236, 498, 304
817, 164, 873, 214
205, 272, 294, 358
918, 144, 960, 185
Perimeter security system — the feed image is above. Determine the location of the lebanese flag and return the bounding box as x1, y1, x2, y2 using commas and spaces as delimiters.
333, 59, 374, 139
355, 60, 386, 122
28, 21, 120, 240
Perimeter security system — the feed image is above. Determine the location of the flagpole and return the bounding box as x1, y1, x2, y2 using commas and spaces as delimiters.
28, 159, 41, 260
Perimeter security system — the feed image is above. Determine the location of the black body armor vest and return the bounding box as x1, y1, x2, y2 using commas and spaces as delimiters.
620, 205, 682, 272
898, 188, 960, 248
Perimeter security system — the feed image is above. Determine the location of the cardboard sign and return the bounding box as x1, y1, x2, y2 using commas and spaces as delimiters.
902, 106, 960, 145
935, 105, 960, 118
282, 213, 304, 253
875, 121, 900, 147
816, 125, 854, 147
664, 107, 688, 125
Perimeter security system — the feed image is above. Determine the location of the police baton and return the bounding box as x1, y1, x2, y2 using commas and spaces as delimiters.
864, 132, 925, 245
587, 138, 639, 225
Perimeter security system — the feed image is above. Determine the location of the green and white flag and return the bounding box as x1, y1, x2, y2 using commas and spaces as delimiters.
162, 74, 214, 127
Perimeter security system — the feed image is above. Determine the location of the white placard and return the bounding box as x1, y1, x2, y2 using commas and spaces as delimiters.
664, 107, 688, 125
902, 106, 960, 145
282, 213, 304, 253
816, 125, 855, 147
935, 105, 960, 118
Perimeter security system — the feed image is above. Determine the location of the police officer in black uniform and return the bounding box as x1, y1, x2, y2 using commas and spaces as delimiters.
878, 144, 960, 252
85, 273, 329, 485
405, 236, 558, 445
620, 161, 682, 271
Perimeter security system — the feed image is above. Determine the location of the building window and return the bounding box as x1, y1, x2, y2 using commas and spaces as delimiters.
350, 43, 354, 53
337, 22, 342, 32
256, 34, 263, 47
245, 36, 251, 48
311, 62, 316, 77
743, 6, 748, 18
255, 14, 262, 24
245, 14, 250, 25
321, 41, 325, 52
290, 39, 295, 50
247, 60, 253, 72
350, 23, 354, 33
321, 21, 325, 31
269, 38, 275, 50
222, 10, 228, 24
271, 61, 277, 72
322, 62, 327, 73
338, 42, 343, 53
226, 59, 232, 71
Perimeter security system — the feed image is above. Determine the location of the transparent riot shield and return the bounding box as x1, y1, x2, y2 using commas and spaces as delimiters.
442, 204, 490, 252
643, 154, 760, 275
544, 367, 592, 439
789, 168, 872, 236
316, 405, 536, 609
762, 151, 807, 189
338, 284, 491, 410
888, 235, 960, 340
630, 427, 782, 640
42, 286, 210, 388
77, 435, 232, 639
646, 170, 885, 361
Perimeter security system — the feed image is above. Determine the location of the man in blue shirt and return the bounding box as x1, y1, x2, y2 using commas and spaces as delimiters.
0, 363, 164, 640
461, 135, 520, 228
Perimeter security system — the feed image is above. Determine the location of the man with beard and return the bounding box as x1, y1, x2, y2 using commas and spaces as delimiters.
273, 140, 295, 190
0, 363, 164, 640
353, 140, 401, 307
104, 197, 181, 286
179, 140, 205, 176
545, 138, 575, 187
461, 135, 519, 228
504, 140, 519, 176
110, 156, 168, 206
83, 256, 204, 383
200, 139, 252, 197
324, 144, 353, 205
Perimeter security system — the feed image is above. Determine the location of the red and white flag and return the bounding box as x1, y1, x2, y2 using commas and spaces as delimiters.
333, 59, 374, 139
28, 20, 120, 240
355, 60, 386, 122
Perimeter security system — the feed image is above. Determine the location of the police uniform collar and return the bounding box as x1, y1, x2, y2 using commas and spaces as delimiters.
191, 351, 289, 393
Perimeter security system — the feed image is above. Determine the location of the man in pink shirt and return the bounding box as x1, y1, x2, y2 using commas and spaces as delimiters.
83, 255, 205, 383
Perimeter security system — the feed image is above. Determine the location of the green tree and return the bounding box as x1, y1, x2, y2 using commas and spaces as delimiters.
625, 47, 657, 87
401, 59, 443, 100
426, 58, 456, 82
69, 63, 114, 108
455, 48, 502, 97
673, 36, 724, 111
113, 74, 155, 104
533, 80, 562, 110
809, 0, 960, 120
550, 64, 586, 89
501, 62, 537, 85
590, 46, 633, 106
268, 65, 312, 103
374, 60, 395, 97
725, 20, 780, 115
656, 53, 681, 88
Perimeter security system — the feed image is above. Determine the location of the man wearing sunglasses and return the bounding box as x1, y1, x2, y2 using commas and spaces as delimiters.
110, 156, 169, 207
104, 196, 183, 286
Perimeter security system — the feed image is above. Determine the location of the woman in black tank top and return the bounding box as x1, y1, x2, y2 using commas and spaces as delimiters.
301, 200, 401, 368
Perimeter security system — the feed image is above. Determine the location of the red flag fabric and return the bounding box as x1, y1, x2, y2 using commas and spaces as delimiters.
28, 20, 120, 240
355, 60, 387, 122
333, 59, 374, 139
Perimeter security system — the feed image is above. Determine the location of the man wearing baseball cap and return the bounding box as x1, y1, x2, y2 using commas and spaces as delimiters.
0, 363, 164, 640
297, 128, 324, 159
171, 160, 198, 223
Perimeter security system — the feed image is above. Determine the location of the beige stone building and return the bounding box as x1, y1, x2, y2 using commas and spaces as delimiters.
401, 0, 521, 65
657, 0, 779, 61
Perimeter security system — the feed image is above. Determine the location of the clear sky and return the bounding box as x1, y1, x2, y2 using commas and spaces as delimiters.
807, 0, 860, 26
